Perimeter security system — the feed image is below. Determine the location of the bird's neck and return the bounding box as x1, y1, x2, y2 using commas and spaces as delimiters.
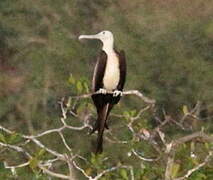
102, 40, 114, 54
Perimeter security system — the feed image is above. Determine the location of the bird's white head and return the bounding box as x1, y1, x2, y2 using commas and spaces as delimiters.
79, 30, 114, 53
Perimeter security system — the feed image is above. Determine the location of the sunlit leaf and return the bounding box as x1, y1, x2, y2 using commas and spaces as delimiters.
0, 133, 6, 143
66, 97, 72, 108
182, 105, 189, 115
120, 169, 128, 180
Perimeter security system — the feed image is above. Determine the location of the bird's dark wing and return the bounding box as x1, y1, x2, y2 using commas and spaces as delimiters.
116, 50, 126, 90
92, 51, 107, 92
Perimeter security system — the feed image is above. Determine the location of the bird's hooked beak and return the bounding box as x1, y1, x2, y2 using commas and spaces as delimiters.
78, 33, 101, 41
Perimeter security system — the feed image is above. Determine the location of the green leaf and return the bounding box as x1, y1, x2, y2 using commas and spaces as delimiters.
90, 153, 97, 166
8, 133, 22, 144
76, 103, 86, 114
37, 149, 46, 159
120, 169, 128, 180
171, 163, 180, 178
130, 110, 137, 117
76, 81, 83, 92
123, 111, 130, 120
0, 133, 6, 143
68, 74, 75, 84
29, 157, 39, 170
196, 173, 207, 179
83, 81, 89, 92
90, 153, 104, 168
204, 142, 210, 150
29, 149, 46, 172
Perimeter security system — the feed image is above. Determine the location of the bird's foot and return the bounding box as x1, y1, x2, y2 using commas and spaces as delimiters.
97, 88, 107, 94
113, 90, 123, 97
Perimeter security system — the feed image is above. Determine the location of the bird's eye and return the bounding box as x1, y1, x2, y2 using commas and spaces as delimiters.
102, 32, 105, 34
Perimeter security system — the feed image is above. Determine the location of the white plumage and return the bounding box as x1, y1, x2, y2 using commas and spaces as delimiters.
103, 52, 120, 90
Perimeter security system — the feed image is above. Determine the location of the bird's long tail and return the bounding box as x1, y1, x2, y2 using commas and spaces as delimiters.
96, 103, 109, 154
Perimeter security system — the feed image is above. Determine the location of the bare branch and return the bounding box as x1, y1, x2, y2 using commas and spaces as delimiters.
27, 136, 65, 160
172, 131, 213, 147
0, 125, 14, 134
38, 164, 70, 179
72, 160, 92, 179
59, 131, 72, 152
131, 105, 151, 121
132, 149, 160, 162
4, 161, 29, 169
0, 142, 32, 158
165, 150, 175, 180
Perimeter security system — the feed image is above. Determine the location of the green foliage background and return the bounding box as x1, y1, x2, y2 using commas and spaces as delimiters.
0, 0, 212, 179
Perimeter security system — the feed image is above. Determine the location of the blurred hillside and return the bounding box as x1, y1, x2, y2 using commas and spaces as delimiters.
0, 0, 213, 179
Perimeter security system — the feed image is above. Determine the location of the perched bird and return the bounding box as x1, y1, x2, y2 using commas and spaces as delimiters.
79, 30, 126, 153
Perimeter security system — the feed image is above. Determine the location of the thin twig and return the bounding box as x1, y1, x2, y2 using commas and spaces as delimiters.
132, 149, 160, 162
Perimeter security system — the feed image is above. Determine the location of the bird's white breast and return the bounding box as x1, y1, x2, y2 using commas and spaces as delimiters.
103, 52, 120, 90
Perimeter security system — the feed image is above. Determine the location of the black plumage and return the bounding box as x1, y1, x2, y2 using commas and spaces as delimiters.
91, 50, 126, 153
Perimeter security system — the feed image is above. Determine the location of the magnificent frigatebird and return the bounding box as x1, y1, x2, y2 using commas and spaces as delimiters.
79, 30, 126, 153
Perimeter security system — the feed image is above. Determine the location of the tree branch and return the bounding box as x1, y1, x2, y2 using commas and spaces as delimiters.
69, 90, 156, 104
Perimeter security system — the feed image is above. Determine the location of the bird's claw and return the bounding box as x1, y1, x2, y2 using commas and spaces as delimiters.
97, 88, 107, 94
113, 90, 123, 97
